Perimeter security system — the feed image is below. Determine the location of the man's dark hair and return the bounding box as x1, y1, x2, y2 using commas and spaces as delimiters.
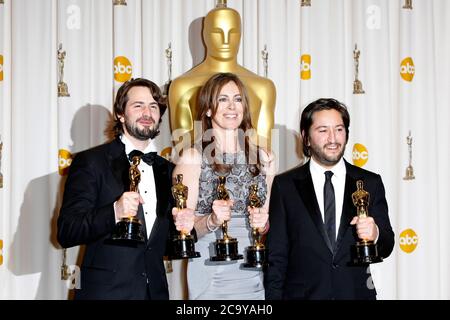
112, 78, 167, 136
300, 98, 350, 157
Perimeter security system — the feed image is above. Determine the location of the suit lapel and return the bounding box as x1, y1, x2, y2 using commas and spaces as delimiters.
334, 171, 357, 254
294, 162, 334, 253
147, 156, 171, 245
109, 138, 130, 192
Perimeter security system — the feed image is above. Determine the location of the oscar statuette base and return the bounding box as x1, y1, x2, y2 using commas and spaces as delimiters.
111, 216, 145, 244
210, 237, 243, 261
352, 240, 383, 265
243, 245, 267, 269
169, 234, 201, 259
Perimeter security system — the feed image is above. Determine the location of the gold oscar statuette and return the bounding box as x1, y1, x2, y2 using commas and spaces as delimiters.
210, 175, 243, 261
112, 155, 145, 243
301, 0, 311, 7
403, 0, 413, 10
169, 174, 200, 259
403, 130, 415, 180
113, 0, 127, 6
242, 184, 267, 269
0, 138, 3, 188
351, 180, 382, 264
353, 44, 365, 94
168, 2, 276, 149
57, 43, 70, 97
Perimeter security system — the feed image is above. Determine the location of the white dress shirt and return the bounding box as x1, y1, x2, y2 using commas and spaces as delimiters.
120, 135, 158, 238
309, 157, 346, 241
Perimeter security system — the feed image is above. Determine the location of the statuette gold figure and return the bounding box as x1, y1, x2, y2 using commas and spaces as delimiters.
57, 43, 70, 97
353, 44, 365, 94
168, 4, 276, 149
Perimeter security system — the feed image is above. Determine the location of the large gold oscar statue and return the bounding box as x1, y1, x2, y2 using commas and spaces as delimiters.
168, 2, 276, 148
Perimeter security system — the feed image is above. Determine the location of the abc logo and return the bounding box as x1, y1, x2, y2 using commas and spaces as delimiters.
114, 56, 132, 83
0, 239, 3, 266
399, 228, 418, 253
59, 149, 73, 176
400, 57, 415, 82
352, 143, 368, 167
0, 54, 4, 81
300, 54, 311, 80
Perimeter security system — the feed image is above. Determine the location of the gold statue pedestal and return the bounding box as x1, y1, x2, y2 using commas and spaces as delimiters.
169, 233, 200, 259
112, 216, 145, 243
58, 81, 70, 97
352, 240, 382, 265
243, 244, 266, 269
353, 80, 365, 94
403, 165, 415, 180
211, 236, 243, 262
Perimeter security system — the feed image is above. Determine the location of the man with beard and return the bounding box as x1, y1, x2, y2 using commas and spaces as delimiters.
57, 78, 195, 299
264, 98, 394, 300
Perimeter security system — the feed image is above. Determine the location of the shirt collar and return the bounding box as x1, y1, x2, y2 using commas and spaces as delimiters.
310, 156, 346, 180
120, 134, 157, 158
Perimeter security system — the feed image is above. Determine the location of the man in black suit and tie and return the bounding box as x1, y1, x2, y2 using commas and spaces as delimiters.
57, 78, 195, 299
264, 98, 394, 300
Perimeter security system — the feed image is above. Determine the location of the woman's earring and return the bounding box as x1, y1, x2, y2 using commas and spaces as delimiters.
206, 110, 212, 117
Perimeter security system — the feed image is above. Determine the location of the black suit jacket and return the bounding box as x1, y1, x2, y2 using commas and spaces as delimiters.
264, 159, 394, 300
57, 137, 176, 300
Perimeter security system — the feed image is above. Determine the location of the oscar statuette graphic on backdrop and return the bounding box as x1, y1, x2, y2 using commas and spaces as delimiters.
60, 248, 71, 280
301, 0, 311, 7
353, 44, 365, 94
403, 0, 413, 10
261, 45, 268, 78
403, 131, 415, 180
163, 42, 172, 97
113, 0, 127, 6
57, 44, 70, 97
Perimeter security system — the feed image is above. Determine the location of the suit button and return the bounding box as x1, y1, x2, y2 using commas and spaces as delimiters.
147, 247, 152, 251
332, 263, 339, 269
141, 272, 146, 277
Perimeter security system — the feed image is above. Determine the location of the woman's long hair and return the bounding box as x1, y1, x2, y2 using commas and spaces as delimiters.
197, 72, 260, 176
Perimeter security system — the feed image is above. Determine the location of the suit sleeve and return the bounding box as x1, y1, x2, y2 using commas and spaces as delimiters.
57, 152, 116, 248
372, 174, 395, 258
264, 176, 289, 300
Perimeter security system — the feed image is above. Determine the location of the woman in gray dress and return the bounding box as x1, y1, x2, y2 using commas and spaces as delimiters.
173, 73, 275, 300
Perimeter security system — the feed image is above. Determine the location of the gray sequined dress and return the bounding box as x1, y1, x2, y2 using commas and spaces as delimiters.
187, 152, 267, 300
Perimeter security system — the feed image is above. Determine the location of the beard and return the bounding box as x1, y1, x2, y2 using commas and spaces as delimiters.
124, 116, 160, 141
309, 142, 346, 167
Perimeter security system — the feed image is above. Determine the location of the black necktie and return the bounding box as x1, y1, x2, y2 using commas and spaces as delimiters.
324, 171, 336, 248
128, 150, 157, 166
